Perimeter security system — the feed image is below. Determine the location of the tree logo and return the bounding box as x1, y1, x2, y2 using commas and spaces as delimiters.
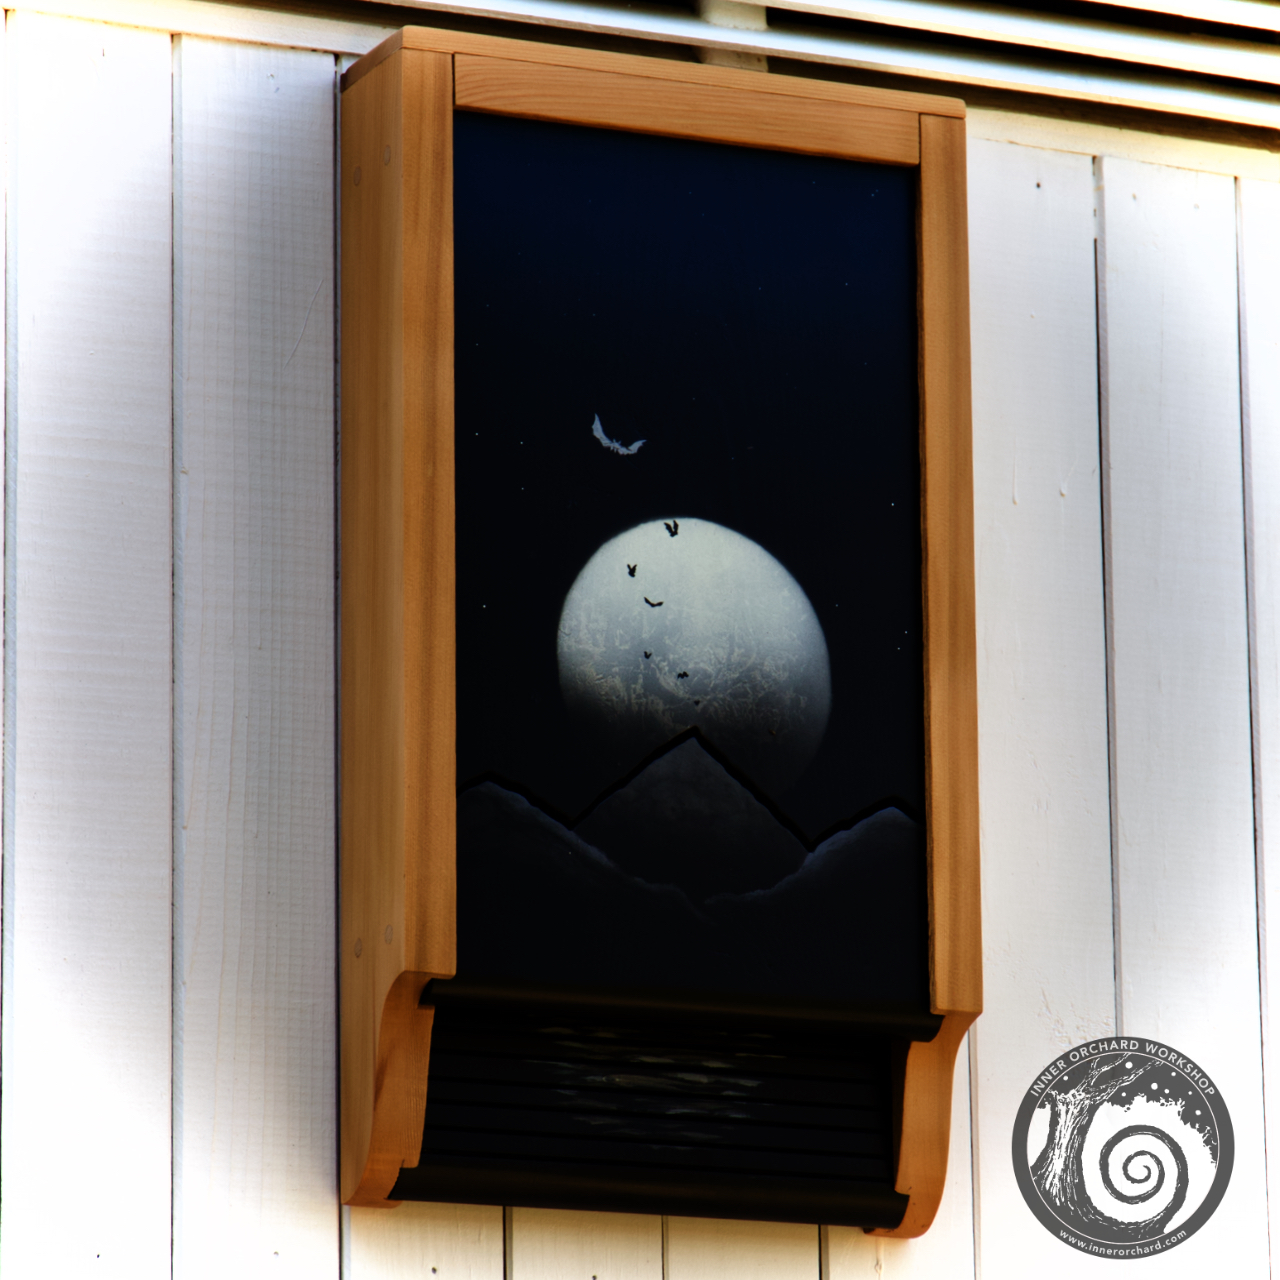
1012, 1038, 1233, 1258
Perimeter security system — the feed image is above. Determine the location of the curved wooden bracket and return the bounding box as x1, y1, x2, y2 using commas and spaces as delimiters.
344, 974, 437, 1206
869, 1011, 977, 1238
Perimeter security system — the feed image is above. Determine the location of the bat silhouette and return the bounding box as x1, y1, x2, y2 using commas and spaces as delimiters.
644, 651, 652, 659
591, 414, 645, 456
664, 519, 679, 537
644, 597, 663, 608
627, 564, 637, 577
677, 671, 689, 679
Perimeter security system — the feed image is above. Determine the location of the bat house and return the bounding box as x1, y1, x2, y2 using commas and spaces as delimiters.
340, 27, 980, 1237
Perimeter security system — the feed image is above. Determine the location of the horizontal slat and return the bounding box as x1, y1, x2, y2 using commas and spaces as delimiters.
426, 1106, 889, 1160
1069, 0, 1280, 35
431, 1031, 890, 1080
393, 1156, 910, 1226
427, 1079, 888, 1129
453, 55, 920, 163
420, 1127, 890, 1178
433, 1060, 886, 1109
764, 0, 1280, 86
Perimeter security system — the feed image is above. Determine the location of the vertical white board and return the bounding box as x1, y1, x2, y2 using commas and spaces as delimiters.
509, 1208, 661, 1279
966, 140, 1116, 1277
348, 1203, 504, 1279
0, 12, 174, 1278
1098, 155, 1266, 1272
172, 35, 339, 1280
1239, 174, 1280, 1271
665, 1218, 818, 1280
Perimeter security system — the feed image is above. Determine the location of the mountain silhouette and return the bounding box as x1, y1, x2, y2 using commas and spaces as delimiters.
574, 736, 807, 900
457, 737, 930, 1006
456, 781, 748, 991
703, 807, 928, 1002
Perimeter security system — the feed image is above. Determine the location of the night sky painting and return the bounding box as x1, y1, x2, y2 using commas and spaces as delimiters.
452, 111, 928, 1009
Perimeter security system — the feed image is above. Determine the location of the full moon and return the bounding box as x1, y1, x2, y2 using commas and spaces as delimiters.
557, 518, 831, 796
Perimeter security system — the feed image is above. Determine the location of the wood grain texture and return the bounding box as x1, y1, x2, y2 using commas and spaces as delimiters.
0, 13, 174, 1277
171, 37, 339, 1277
1097, 154, 1268, 1270
870, 1013, 975, 1239
1239, 174, 1280, 1275
666, 1218, 819, 1279
453, 55, 918, 164
918, 114, 981, 1021
340, 43, 456, 1206
347, 26, 965, 118
965, 139, 1116, 1277
510, 1209, 662, 1280
348, 1202, 504, 1279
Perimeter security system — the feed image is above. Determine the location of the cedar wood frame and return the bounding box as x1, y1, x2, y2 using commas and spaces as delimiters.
339, 28, 980, 1238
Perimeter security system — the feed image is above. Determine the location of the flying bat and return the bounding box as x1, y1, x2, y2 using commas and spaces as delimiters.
591, 414, 645, 456
664, 519, 679, 537
644, 597, 663, 608
627, 564, 637, 577
677, 671, 689, 679
644, 651, 652, 659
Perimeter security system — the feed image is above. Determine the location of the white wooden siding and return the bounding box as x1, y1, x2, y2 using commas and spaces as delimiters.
1240, 173, 1280, 1276
0, 13, 175, 1278
966, 137, 1117, 1279
2, 9, 1279, 1280
172, 35, 338, 1279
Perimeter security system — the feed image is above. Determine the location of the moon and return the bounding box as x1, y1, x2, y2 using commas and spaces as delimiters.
557, 518, 831, 796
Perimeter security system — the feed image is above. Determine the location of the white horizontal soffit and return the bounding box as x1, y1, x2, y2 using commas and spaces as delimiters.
371, 0, 1280, 130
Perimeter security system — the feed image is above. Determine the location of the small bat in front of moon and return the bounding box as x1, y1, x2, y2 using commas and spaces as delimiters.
591, 414, 645, 456
644, 651, 652, 659
677, 671, 689, 679
644, 597, 663, 608
627, 564, 637, 577
664, 519, 679, 537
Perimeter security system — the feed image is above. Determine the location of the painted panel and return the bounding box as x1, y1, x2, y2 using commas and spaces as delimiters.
0, 12, 174, 1277
172, 36, 339, 1279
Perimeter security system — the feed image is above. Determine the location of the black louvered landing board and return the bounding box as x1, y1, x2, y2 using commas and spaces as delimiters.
391, 989, 931, 1227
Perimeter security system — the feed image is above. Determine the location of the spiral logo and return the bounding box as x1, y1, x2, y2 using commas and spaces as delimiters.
1012, 1038, 1232, 1258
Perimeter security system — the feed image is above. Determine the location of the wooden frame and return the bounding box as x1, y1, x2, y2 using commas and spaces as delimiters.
340, 27, 979, 1237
